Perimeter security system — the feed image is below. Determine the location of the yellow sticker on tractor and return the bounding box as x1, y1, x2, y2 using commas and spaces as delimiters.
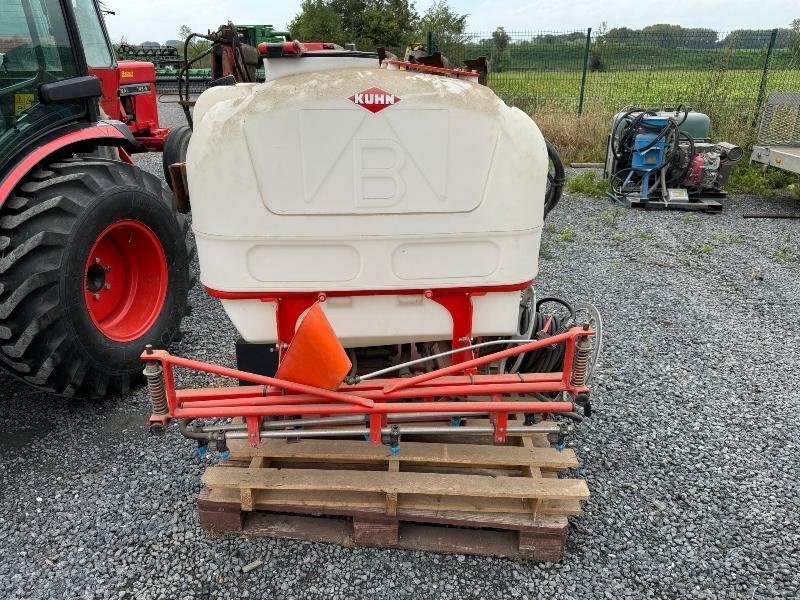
121, 70, 134, 79
14, 93, 34, 115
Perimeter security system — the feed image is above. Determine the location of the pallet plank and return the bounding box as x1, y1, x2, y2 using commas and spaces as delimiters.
203, 467, 589, 501
228, 438, 577, 469
205, 486, 582, 516
237, 513, 566, 561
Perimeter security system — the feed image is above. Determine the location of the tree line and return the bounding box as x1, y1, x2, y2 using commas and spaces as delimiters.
289, 0, 468, 51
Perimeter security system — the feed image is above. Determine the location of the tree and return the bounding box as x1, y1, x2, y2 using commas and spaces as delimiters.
787, 19, 800, 57
289, 0, 419, 50
641, 24, 686, 48
177, 24, 212, 60
289, 0, 344, 44
492, 26, 510, 52
359, 0, 419, 48
417, 1, 468, 48
491, 27, 510, 72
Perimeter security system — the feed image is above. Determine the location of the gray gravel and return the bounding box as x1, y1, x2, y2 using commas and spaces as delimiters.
0, 102, 799, 599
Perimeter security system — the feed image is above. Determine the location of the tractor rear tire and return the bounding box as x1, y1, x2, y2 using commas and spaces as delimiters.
0, 157, 195, 398
162, 125, 192, 190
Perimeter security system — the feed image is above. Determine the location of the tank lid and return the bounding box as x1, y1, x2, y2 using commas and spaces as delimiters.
259, 40, 378, 60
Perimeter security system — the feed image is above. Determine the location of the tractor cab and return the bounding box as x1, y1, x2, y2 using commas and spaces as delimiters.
0, 0, 166, 176
0, 0, 111, 170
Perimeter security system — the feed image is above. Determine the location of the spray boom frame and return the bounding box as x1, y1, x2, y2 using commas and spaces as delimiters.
142, 326, 593, 447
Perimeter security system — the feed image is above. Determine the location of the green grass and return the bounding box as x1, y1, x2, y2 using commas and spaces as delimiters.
771, 235, 800, 263
565, 172, 611, 197
772, 248, 800, 263
557, 226, 575, 242
489, 69, 800, 111
447, 42, 800, 72
726, 164, 800, 197
689, 243, 714, 255
476, 67, 800, 163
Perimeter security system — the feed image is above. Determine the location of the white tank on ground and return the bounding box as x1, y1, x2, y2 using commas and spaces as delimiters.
186, 51, 549, 346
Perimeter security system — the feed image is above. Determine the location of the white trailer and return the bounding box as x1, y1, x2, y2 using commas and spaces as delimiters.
750, 92, 800, 175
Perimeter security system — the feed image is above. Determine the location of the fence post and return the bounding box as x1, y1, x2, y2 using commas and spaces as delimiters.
578, 27, 592, 115
753, 28, 777, 127
427, 31, 435, 53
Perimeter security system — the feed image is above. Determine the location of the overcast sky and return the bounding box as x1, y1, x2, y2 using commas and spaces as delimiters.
104, 0, 799, 44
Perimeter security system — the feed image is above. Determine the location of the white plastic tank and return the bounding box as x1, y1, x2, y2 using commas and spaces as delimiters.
187, 52, 549, 346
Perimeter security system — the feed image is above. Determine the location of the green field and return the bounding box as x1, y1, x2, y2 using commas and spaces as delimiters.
449, 40, 799, 72
477, 68, 800, 162
488, 69, 800, 111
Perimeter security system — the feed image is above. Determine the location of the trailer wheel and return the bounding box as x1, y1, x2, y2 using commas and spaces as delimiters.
162, 125, 192, 189
0, 157, 194, 397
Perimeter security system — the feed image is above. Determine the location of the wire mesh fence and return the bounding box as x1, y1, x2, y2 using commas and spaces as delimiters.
435, 29, 800, 113
432, 28, 800, 158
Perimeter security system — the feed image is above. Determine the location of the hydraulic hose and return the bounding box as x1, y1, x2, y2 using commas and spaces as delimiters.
544, 139, 564, 219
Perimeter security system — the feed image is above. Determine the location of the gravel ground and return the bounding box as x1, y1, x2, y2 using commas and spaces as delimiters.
1, 103, 799, 599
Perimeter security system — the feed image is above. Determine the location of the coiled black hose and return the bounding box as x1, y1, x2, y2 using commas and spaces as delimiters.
511, 297, 574, 374
544, 139, 564, 219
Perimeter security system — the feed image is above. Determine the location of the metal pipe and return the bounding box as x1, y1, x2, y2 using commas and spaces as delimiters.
358, 338, 541, 381
221, 423, 564, 440
388, 328, 588, 393
198, 411, 497, 433
174, 400, 575, 420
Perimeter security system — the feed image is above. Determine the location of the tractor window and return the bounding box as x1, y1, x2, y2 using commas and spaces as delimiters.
0, 0, 83, 169
71, 0, 113, 67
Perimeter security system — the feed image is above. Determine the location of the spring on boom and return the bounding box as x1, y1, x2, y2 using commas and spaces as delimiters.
143, 361, 168, 415
570, 331, 592, 387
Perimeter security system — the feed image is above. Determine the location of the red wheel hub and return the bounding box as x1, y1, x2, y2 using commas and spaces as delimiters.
84, 219, 168, 342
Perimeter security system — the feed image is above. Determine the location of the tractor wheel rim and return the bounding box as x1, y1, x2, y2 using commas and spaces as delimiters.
84, 219, 168, 342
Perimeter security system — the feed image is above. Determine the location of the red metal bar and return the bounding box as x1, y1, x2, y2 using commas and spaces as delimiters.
388, 327, 592, 393
369, 414, 382, 444
173, 400, 574, 420
203, 281, 533, 301
141, 349, 374, 408
426, 289, 474, 367
175, 372, 565, 403
246, 416, 261, 446
493, 412, 508, 444
384, 60, 479, 79
177, 380, 578, 409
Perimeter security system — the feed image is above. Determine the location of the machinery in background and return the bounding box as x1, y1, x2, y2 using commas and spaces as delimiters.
604, 106, 742, 212
750, 91, 800, 176
115, 25, 293, 88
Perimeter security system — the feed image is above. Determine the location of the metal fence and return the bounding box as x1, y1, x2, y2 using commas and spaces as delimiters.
432, 29, 800, 127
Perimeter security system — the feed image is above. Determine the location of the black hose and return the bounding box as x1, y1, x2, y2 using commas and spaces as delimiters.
179, 418, 213, 441
509, 298, 575, 375
544, 139, 564, 219
668, 130, 695, 186
178, 34, 215, 129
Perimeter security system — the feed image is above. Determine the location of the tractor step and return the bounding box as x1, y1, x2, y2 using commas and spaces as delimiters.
197, 419, 589, 562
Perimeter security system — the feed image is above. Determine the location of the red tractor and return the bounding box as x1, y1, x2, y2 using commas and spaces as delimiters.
0, 0, 193, 397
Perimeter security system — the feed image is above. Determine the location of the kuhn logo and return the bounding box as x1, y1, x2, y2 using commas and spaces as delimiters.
348, 87, 400, 114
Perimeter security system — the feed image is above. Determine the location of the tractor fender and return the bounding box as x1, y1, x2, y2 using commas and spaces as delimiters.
0, 120, 135, 207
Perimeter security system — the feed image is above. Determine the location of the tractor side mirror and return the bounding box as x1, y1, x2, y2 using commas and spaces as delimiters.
39, 75, 102, 105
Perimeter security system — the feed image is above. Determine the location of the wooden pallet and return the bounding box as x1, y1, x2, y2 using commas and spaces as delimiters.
198, 422, 589, 562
